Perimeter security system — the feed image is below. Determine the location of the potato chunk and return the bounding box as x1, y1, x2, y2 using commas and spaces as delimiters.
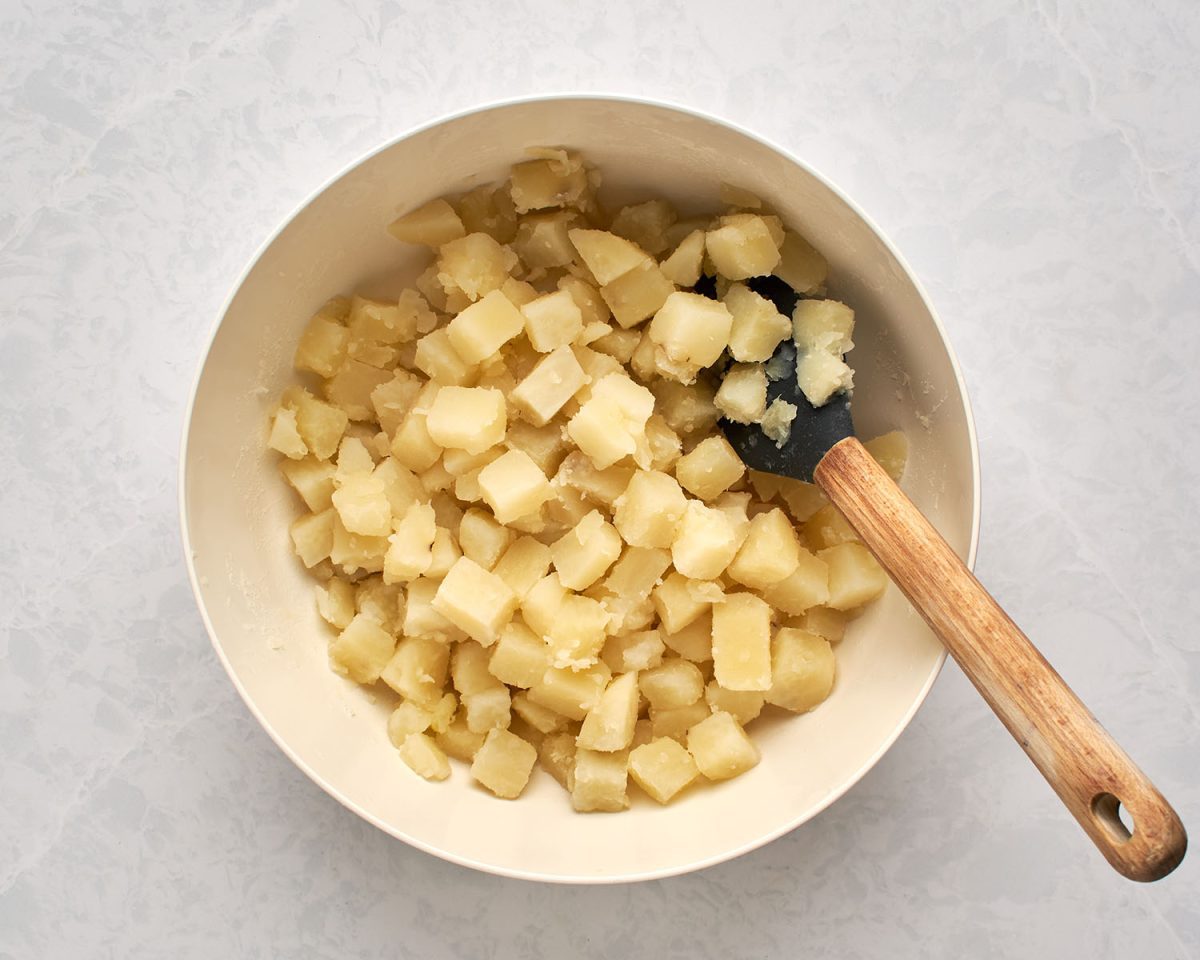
477, 449, 552, 524
659, 229, 705, 287
329, 613, 395, 684
382, 503, 436, 584
331, 474, 391, 537
438, 233, 517, 302
714, 363, 768, 424
425, 386, 506, 454
290, 389, 349, 460
471, 728, 537, 799
650, 380, 721, 436
521, 288, 583, 352
766, 627, 836, 713
566, 373, 655, 470
568, 228, 650, 285
491, 536, 552, 600
510, 153, 589, 213
600, 260, 675, 329
864, 430, 909, 483
723, 282, 792, 362
687, 711, 760, 780
380, 636, 449, 708
671, 500, 740, 580
774, 230, 828, 295
290, 509, 334, 568
388, 198, 465, 246
281, 457, 337, 513
629, 737, 700, 803
640, 659, 705, 710
413, 328, 475, 386
758, 547, 830, 615
577, 671, 640, 752
398, 732, 452, 782
797, 349, 854, 407
820, 542, 889, 610
712, 592, 772, 691
704, 682, 765, 726
674, 436, 746, 501
572, 748, 629, 812
445, 291, 524, 367
727, 508, 801, 589
793, 298, 854, 355
551, 510, 622, 590
652, 572, 721, 634
294, 314, 349, 379
760, 397, 798, 447
648, 291, 733, 368
432, 557, 519, 646
545, 594, 609, 669
705, 214, 781, 280
458, 507, 513, 569
488, 619, 549, 688
511, 345, 589, 427
528, 662, 611, 720
600, 629, 665, 674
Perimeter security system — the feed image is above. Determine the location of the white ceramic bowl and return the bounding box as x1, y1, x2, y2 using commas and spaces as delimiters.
181, 95, 979, 883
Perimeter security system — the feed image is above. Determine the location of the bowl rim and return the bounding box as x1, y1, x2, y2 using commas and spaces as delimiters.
178, 92, 982, 885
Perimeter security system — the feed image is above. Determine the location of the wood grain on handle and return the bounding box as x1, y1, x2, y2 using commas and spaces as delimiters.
814, 436, 1187, 882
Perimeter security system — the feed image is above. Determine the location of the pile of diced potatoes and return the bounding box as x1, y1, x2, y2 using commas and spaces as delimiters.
266, 148, 907, 812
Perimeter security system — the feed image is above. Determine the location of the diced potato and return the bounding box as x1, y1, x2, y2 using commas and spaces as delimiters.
629, 737, 700, 803
501, 276, 539, 307
491, 536, 552, 600
538, 730, 578, 788
521, 572, 567, 638
759, 397, 798, 447
758, 547, 830, 615
511, 346, 590, 427
324, 360, 394, 422
382, 502, 436, 584
294, 313, 350, 379
329, 514, 388, 575
463, 686, 512, 733
510, 154, 589, 213
387, 198, 466, 246
505, 419, 572, 475
715, 363, 768, 424
649, 700, 710, 743
821, 542, 888, 610
797, 349, 854, 407
674, 435, 746, 501
459, 183, 519, 243
471, 728, 537, 799
612, 470, 687, 548
513, 210, 581, 269
370, 371, 423, 437
600, 259, 675, 329
545, 594, 609, 669
281, 457, 337, 513
805, 504, 859, 550
704, 681, 765, 726
348, 294, 418, 345
766, 627, 836, 713
778, 478, 827, 523
354, 577, 401, 632
641, 414, 682, 472
659, 229, 705, 287
512, 692, 567, 737
590, 326, 642, 364
451, 639, 502, 696
446, 292, 525, 368
801, 605, 850, 643
387, 701, 433, 746
705, 214, 781, 281
290, 509, 335, 568
727, 508, 801, 589
640, 659, 705, 710
554, 452, 633, 507
476, 449, 552, 524
432, 557, 519, 646
381, 636, 450, 707
329, 613, 395, 684
550, 510, 622, 590
864, 430, 909, 483
391, 409, 443, 473
721, 282, 792, 362
489, 619, 549, 688
333, 435, 375, 481
648, 291, 732, 368
711, 592, 772, 691
413, 328, 476, 387
425, 386, 506, 454
571, 748, 629, 812
600, 629, 665, 674
457, 507, 513, 570
528, 662, 612, 720
558, 274, 611, 326
315, 576, 356, 629
652, 572, 720, 634
687, 711, 760, 780
521, 289, 583, 352
400, 578, 458, 641
650, 380, 721, 436
398, 732, 451, 781
577, 671, 639, 751
566, 373, 655, 470
568, 228, 650, 285
793, 299, 854, 355
712, 491, 752, 548
597, 547, 672, 634
331, 474, 391, 537
774, 230, 828, 295
437, 232, 517, 303
436, 716, 487, 762
671, 500, 740, 580
268, 407, 308, 459
649, 343, 701, 385
609, 199, 677, 255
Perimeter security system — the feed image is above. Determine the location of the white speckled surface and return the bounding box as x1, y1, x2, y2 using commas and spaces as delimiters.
2, 0, 1198, 955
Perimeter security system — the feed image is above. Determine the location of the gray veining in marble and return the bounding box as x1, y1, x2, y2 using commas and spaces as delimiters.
2, 0, 1198, 957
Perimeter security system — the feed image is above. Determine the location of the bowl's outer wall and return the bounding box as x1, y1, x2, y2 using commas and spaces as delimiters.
183, 98, 977, 882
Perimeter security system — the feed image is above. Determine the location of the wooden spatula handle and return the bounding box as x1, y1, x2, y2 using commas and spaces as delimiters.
814, 436, 1186, 881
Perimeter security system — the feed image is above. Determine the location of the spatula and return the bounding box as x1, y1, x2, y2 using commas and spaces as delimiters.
719, 276, 1187, 882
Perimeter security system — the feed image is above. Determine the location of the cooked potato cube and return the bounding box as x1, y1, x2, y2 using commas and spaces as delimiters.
413, 328, 476, 387
721, 282, 792, 362
348, 294, 419, 345
436, 716, 487, 762
600, 260, 675, 329
566, 373, 655, 470
491, 536, 552, 600
545, 594, 609, 669
451, 639, 501, 696
432, 557, 519, 645
600, 629, 665, 674
315, 576, 356, 629
797, 349, 854, 408
511, 346, 590, 427
290, 509, 335, 568
387, 701, 433, 746
505, 419, 572, 474
778, 478, 827, 523
268, 407, 308, 459
281, 457, 337, 513
488, 619, 549, 688
800, 605, 850, 643
463, 686, 512, 733
324, 359, 394, 421
510, 154, 589, 213
512, 692, 568, 736
793, 298, 854, 355
381, 636, 450, 707
370, 371, 423, 436
528, 662, 611, 720
391, 409, 442, 474
471, 728, 537, 799
659, 229, 705, 287
714, 363, 768, 424
773, 230, 828, 294
294, 313, 350, 378
329, 514, 388, 575
652, 572, 718, 634
640, 659, 705, 710
649, 700, 710, 743
331, 474, 392, 537
572, 748, 629, 812
457, 507, 513, 569
759, 397, 798, 448
444, 289, 524, 365
382, 502, 436, 584
727, 508, 801, 589
766, 627, 835, 713
711, 592, 772, 691
641, 414, 682, 472
398, 732, 451, 781
629, 737, 700, 803
387, 198, 466, 246
671, 500, 740, 580
612, 470, 687, 548
687, 711, 760, 780
650, 380, 721, 436
804, 504, 859, 550
333, 435, 375, 481
521, 289, 583, 352
550, 510, 622, 590
704, 681, 765, 726
476, 449, 552, 524
421, 529, 458, 581
597, 546, 672, 634
609, 199, 677, 255
712, 491, 752, 548
400, 578, 459, 641
864, 430, 908, 483
425, 386, 506, 454
568, 228, 650, 285
648, 291, 732, 368
577, 671, 639, 751
558, 274, 611, 326
327, 612, 394, 684
591, 325, 642, 364
501, 276, 539, 307
759, 547, 830, 614
705, 214, 780, 280
554, 451, 633, 507
521, 572, 567, 638
459, 183, 518, 243
821, 542, 888, 610
513, 210, 581, 269
674, 435, 746, 501
649, 343, 702, 386
437, 232, 517, 303
538, 730, 578, 788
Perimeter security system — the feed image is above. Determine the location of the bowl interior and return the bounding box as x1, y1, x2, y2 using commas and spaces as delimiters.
182, 97, 977, 882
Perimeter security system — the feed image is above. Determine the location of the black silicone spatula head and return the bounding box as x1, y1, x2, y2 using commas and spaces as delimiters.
710, 275, 855, 482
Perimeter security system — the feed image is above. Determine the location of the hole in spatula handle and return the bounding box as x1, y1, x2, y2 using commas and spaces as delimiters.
1092, 792, 1135, 843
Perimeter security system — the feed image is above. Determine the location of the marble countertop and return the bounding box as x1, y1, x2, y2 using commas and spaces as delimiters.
3, 0, 1198, 956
